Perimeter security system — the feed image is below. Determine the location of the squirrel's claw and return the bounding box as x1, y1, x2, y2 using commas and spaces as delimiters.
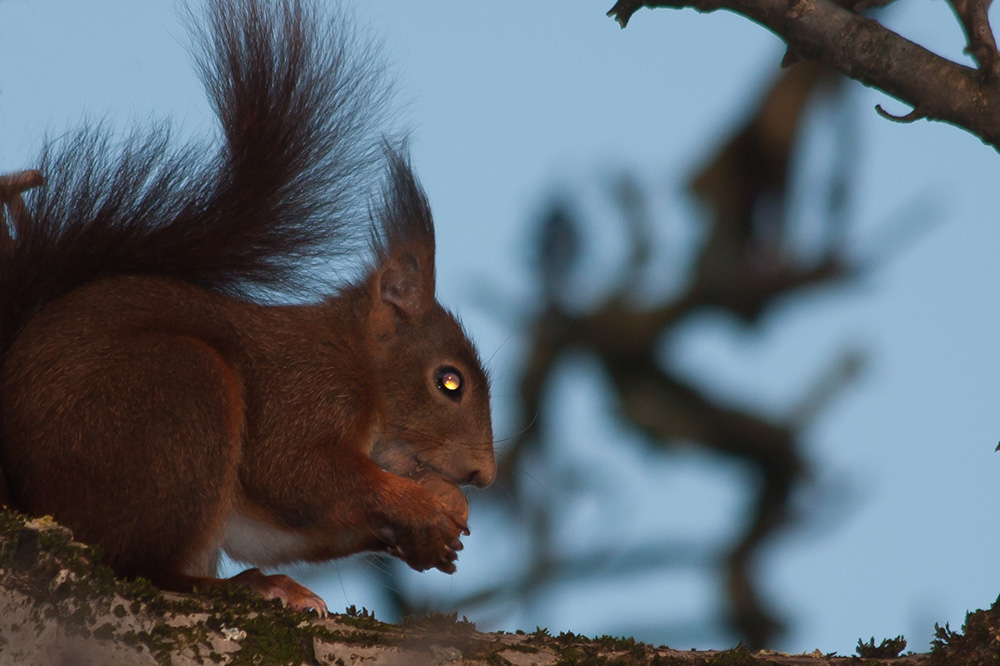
230, 568, 329, 617
436, 556, 457, 574
292, 593, 330, 618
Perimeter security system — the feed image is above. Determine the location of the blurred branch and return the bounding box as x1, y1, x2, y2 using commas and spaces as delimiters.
414, 537, 719, 616
489, 62, 856, 649
788, 349, 866, 429
854, 193, 943, 271
388, 50, 923, 652
609, 173, 656, 293
606, 354, 803, 646
608, 0, 1000, 150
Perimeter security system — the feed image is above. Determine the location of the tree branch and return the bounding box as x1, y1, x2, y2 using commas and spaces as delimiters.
946, 0, 1000, 80
2, 510, 954, 665
608, 0, 1000, 150
0, 169, 45, 257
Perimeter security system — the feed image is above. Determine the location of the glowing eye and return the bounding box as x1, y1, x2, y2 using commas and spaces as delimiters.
435, 367, 464, 399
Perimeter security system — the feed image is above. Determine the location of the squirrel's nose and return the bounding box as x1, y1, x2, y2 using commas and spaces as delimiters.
464, 452, 496, 488
466, 470, 490, 488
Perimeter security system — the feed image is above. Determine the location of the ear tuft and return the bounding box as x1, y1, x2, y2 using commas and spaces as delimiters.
370, 148, 435, 319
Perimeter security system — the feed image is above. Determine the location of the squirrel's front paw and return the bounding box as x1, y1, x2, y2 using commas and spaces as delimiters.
378, 477, 468, 573
409, 469, 470, 536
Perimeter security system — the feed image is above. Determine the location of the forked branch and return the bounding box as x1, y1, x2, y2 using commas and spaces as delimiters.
608, 0, 1000, 150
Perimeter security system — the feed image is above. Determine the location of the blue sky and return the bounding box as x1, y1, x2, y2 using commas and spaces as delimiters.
1, 0, 999, 655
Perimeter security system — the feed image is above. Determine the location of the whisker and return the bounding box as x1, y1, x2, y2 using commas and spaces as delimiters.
333, 560, 351, 606
485, 334, 514, 370
493, 484, 520, 512
360, 555, 402, 595
515, 466, 546, 493
384, 422, 450, 446
491, 411, 540, 445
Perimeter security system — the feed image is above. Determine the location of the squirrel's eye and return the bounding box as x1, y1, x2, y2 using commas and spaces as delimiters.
435, 366, 464, 400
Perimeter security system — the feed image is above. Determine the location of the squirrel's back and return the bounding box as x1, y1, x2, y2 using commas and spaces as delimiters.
0, 0, 394, 359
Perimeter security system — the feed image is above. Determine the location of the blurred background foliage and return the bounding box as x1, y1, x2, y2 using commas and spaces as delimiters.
302, 58, 884, 650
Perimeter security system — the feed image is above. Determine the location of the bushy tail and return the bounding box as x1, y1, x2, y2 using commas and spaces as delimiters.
0, 0, 392, 356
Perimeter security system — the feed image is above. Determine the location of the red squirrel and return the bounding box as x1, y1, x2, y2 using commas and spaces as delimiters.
0, 0, 494, 615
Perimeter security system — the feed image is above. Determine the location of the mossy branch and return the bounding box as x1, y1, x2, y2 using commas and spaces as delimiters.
0, 510, 993, 665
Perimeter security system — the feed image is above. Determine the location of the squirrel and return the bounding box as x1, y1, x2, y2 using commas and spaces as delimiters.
0, 0, 494, 615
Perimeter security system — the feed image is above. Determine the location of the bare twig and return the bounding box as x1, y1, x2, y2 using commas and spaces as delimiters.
946, 0, 1000, 80
0, 169, 44, 255
874, 104, 926, 123
0, 169, 44, 201
608, 0, 1000, 150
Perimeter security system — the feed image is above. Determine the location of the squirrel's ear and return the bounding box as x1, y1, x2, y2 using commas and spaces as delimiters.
374, 244, 433, 317
369, 150, 436, 324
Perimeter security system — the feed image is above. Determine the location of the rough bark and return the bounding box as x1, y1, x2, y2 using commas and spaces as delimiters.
607, 0, 1000, 150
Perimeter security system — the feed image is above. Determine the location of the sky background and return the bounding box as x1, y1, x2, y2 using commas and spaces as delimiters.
1, 0, 999, 656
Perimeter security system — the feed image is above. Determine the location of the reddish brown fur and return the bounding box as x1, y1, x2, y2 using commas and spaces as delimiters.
0, 0, 494, 613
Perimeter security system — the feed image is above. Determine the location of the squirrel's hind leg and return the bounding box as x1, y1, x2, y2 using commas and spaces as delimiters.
0, 320, 244, 591
1, 291, 329, 614
160, 568, 328, 616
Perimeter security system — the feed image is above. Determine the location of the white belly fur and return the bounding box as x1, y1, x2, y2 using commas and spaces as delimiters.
221, 510, 316, 567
